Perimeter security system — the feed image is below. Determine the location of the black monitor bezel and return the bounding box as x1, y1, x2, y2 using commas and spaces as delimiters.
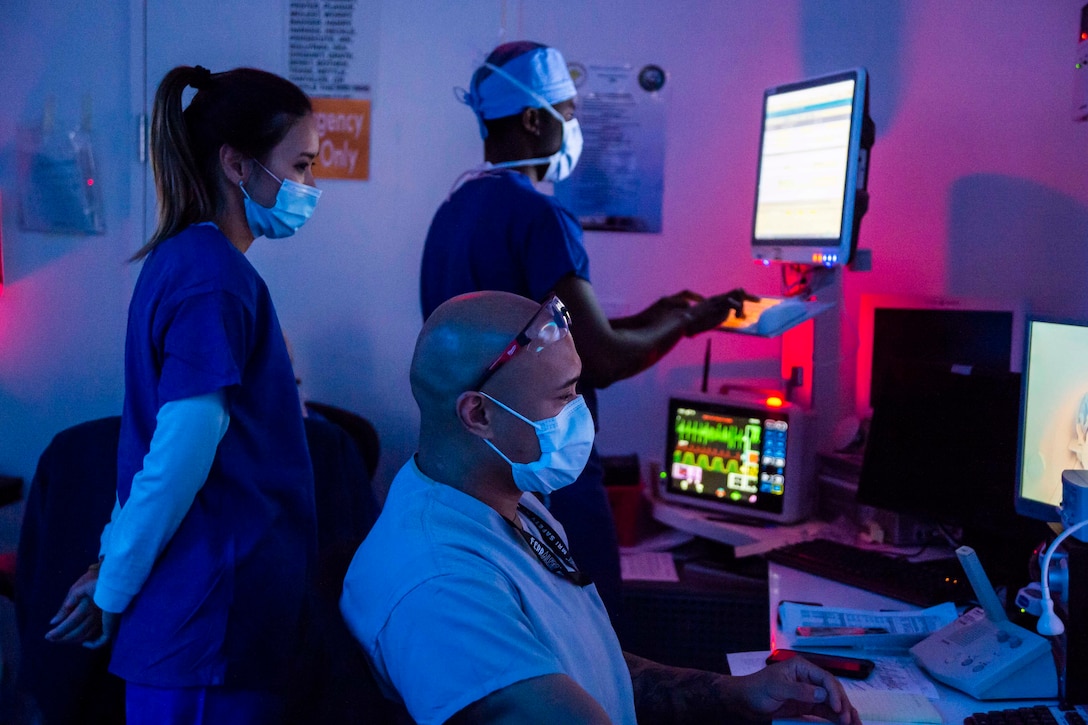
1015, 315, 1088, 522
662, 395, 794, 520
750, 67, 871, 267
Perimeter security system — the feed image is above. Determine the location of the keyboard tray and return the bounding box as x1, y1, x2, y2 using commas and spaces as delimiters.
765, 538, 974, 607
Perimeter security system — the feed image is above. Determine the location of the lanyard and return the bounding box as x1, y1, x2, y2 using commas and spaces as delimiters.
513, 504, 592, 587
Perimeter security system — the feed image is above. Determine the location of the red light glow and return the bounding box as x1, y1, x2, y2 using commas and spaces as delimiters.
87, 179, 94, 186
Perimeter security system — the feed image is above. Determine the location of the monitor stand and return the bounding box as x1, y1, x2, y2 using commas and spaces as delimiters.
650, 499, 827, 558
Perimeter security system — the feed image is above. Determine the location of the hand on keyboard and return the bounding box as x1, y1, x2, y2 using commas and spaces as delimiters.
685, 288, 760, 335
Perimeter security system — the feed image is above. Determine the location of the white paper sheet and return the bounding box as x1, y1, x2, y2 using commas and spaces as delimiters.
620, 551, 679, 582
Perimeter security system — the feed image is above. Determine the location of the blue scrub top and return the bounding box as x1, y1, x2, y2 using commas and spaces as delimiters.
420, 169, 590, 320
417, 170, 624, 619
113, 224, 316, 689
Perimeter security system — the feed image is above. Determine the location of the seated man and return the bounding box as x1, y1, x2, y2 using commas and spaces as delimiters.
341, 291, 858, 725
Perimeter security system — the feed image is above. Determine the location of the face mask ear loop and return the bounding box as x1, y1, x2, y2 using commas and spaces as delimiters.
483, 438, 516, 467
253, 158, 283, 185
240, 159, 280, 208
478, 391, 536, 427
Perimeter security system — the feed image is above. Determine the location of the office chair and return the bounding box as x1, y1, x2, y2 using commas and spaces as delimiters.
286, 414, 393, 724
15, 416, 125, 724
15, 414, 394, 725
305, 401, 381, 480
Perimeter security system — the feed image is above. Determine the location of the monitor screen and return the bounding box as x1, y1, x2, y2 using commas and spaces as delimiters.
751, 68, 872, 267
1016, 318, 1088, 522
858, 365, 1023, 536
856, 294, 1026, 416
658, 394, 811, 524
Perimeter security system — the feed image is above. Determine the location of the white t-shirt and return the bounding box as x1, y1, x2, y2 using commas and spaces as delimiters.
340, 457, 636, 725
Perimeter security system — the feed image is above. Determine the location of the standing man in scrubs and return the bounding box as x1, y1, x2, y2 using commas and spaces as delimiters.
419, 41, 754, 618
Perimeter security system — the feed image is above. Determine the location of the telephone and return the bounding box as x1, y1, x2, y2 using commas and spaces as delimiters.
909, 546, 1057, 700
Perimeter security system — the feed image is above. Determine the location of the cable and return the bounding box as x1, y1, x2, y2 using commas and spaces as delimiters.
1037, 518, 1088, 636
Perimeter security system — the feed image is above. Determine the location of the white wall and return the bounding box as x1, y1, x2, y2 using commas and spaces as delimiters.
1, 1, 1087, 547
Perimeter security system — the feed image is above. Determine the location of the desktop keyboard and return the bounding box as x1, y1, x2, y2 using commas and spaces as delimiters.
764, 538, 974, 607
964, 704, 1088, 725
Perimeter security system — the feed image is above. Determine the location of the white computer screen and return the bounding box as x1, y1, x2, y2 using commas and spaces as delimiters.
1017, 318, 1088, 520
753, 78, 855, 241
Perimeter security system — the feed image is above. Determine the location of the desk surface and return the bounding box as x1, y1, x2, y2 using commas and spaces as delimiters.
767, 563, 1056, 724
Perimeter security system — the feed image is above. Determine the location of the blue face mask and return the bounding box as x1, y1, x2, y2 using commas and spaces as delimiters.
480, 392, 595, 494
239, 160, 322, 239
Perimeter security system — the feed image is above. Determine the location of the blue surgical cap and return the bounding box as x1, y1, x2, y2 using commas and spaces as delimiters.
459, 44, 577, 139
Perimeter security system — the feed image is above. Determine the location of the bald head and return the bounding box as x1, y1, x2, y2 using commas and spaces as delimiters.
411, 291, 584, 508
411, 291, 540, 419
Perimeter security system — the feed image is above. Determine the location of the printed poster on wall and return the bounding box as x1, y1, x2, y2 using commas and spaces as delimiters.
554, 62, 668, 233
310, 98, 370, 180
287, 0, 378, 180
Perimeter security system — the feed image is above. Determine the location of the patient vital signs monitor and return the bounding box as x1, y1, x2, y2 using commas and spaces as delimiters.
658, 394, 810, 524
751, 68, 873, 267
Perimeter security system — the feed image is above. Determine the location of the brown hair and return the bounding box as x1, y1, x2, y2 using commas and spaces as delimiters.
132, 65, 312, 260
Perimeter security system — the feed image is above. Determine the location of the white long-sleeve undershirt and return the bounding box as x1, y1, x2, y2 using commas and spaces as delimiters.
94, 391, 229, 614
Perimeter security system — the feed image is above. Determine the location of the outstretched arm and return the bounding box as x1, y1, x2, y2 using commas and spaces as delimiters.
553, 275, 755, 389
624, 652, 859, 725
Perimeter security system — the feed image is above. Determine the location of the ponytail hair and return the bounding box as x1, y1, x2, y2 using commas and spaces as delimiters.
133, 65, 312, 260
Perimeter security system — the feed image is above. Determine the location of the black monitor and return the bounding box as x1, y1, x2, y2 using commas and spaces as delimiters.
751, 68, 874, 267
1015, 317, 1088, 522
856, 294, 1026, 417
858, 364, 1024, 536
857, 362, 1052, 600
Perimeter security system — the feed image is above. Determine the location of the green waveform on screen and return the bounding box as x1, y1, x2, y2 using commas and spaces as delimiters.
675, 418, 761, 450
672, 450, 742, 474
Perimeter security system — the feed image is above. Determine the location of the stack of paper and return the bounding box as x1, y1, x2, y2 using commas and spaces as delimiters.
726, 651, 944, 724
777, 601, 958, 649
837, 691, 942, 724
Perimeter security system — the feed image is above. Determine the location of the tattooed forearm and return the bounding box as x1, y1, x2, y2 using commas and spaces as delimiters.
623, 652, 758, 725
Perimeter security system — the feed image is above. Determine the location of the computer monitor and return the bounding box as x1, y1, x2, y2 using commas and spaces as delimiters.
855, 294, 1026, 417
858, 364, 1024, 537
1015, 317, 1088, 522
657, 393, 811, 524
751, 68, 873, 267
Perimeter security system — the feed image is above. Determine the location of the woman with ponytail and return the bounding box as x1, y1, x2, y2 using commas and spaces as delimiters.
46, 65, 322, 724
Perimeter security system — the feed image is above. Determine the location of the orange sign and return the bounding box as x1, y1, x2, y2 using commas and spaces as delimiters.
311, 98, 371, 181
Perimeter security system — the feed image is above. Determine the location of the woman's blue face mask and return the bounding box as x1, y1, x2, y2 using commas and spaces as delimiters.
240, 160, 322, 239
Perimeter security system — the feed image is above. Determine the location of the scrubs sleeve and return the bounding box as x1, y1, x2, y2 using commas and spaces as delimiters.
94, 391, 229, 614
157, 291, 250, 403
522, 203, 590, 303
373, 573, 563, 725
